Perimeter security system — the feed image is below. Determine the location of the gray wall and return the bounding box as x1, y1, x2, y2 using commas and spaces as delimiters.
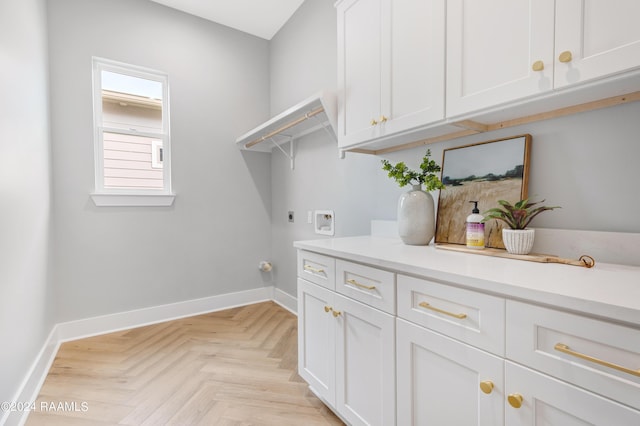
0, 0, 54, 404
269, 0, 640, 297
47, 0, 272, 322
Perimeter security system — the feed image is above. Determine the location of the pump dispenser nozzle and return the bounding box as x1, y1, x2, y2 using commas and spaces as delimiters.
470, 200, 480, 214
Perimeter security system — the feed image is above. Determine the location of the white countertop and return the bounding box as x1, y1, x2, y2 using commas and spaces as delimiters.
294, 236, 640, 327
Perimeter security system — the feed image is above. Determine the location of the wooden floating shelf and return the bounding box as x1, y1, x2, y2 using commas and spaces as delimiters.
436, 243, 595, 268
349, 91, 640, 155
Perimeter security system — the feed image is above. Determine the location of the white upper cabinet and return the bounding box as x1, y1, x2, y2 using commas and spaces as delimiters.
336, 0, 640, 151
385, 0, 445, 134
336, 0, 445, 148
554, 0, 640, 88
446, 0, 555, 117
337, 0, 383, 146
447, 0, 640, 118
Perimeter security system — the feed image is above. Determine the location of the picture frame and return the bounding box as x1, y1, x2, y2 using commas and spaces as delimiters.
435, 134, 531, 248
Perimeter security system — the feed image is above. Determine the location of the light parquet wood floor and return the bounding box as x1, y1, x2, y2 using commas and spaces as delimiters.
26, 302, 343, 426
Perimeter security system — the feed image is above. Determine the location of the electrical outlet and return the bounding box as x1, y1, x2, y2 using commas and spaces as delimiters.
288, 211, 294, 222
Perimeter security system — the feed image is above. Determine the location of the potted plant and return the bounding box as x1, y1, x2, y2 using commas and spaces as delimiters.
482, 198, 560, 254
382, 150, 445, 245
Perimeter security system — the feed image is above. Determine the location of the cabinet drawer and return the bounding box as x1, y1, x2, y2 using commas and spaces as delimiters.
505, 361, 640, 425
298, 250, 335, 290
506, 301, 640, 411
397, 274, 505, 356
335, 260, 395, 314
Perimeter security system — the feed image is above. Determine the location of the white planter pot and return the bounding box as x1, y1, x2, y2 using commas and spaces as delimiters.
502, 228, 535, 255
397, 184, 435, 245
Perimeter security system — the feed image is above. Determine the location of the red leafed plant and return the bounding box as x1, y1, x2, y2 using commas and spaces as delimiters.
482, 199, 560, 230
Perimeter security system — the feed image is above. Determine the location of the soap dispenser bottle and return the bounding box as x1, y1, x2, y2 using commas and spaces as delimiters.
466, 201, 485, 249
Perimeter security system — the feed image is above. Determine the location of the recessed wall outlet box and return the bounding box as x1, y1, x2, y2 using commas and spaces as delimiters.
314, 210, 334, 236
288, 211, 294, 222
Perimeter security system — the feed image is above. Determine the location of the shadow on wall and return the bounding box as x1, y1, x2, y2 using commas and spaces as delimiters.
240, 150, 272, 221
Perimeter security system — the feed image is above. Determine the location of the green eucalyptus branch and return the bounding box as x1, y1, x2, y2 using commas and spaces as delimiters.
381, 149, 445, 192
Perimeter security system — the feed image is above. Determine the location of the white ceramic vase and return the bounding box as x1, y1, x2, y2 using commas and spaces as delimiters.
397, 184, 435, 245
502, 228, 535, 255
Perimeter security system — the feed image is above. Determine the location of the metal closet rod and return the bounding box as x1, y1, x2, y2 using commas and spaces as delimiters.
244, 106, 325, 149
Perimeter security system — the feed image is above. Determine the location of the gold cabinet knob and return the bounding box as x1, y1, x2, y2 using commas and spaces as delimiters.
479, 381, 494, 394
559, 50, 573, 63
370, 118, 378, 126
508, 393, 524, 409
324, 306, 331, 313
379, 115, 388, 123
332, 309, 342, 317
532, 60, 544, 71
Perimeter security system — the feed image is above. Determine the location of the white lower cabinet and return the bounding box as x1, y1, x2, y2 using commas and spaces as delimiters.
297, 277, 395, 426
297, 248, 640, 425
297, 278, 336, 405
505, 361, 640, 425
396, 318, 504, 425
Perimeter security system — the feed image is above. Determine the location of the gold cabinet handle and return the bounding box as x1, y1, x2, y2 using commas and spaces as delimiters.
323, 306, 342, 317
304, 265, 324, 274
370, 118, 378, 126
379, 115, 388, 123
346, 278, 376, 290
508, 393, 523, 409
418, 302, 467, 319
479, 381, 494, 394
554, 343, 640, 377
558, 50, 573, 63
532, 60, 544, 71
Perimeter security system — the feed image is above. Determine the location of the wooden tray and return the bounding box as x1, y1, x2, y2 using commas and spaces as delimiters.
436, 244, 595, 268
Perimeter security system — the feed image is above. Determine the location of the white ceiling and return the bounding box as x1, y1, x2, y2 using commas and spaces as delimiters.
149, 0, 305, 40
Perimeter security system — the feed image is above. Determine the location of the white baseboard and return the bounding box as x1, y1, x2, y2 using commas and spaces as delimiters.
2, 329, 60, 426
273, 288, 297, 315
55, 286, 274, 343
6, 285, 291, 426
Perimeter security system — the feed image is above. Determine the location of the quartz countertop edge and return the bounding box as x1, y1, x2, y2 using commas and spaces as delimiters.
294, 236, 640, 327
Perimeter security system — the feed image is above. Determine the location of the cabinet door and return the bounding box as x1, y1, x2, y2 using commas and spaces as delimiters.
297, 279, 336, 406
555, 0, 640, 88
337, 0, 385, 146
334, 293, 395, 426
505, 362, 640, 425
446, 0, 555, 117
396, 319, 504, 426
383, 0, 445, 135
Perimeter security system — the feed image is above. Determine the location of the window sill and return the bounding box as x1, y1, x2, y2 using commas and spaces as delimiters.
90, 193, 175, 207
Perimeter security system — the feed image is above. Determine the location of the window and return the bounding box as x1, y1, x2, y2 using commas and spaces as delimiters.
91, 58, 173, 206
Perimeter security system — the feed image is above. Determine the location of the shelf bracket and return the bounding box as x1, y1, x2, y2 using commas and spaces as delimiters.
269, 135, 295, 170
309, 112, 337, 143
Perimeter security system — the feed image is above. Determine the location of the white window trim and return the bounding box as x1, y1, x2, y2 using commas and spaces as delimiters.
91, 57, 175, 207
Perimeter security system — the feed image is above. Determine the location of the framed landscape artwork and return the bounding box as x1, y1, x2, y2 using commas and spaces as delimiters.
435, 134, 531, 248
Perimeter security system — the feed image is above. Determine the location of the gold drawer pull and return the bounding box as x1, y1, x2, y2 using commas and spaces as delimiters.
379, 115, 388, 123
346, 278, 376, 290
532, 60, 544, 71
554, 343, 640, 377
508, 393, 523, 409
323, 306, 342, 317
370, 118, 378, 126
418, 302, 467, 319
558, 50, 573, 63
304, 265, 324, 274
479, 380, 494, 394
